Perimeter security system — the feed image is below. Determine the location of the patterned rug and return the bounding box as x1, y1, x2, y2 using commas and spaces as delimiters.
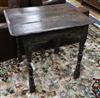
0, 25, 100, 98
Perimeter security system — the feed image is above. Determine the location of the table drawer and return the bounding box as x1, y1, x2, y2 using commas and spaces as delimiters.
22, 28, 81, 49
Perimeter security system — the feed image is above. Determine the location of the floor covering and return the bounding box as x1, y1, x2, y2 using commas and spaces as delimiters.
0, 1, 100, 97
0, 25, 100, 98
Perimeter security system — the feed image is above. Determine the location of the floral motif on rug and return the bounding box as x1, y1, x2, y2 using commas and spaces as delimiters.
0, 25, 100, 98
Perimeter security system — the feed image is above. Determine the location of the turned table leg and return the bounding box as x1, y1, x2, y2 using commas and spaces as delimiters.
74, 26, 88, 79
26, 52, 36, 93
23, 41, 36, 93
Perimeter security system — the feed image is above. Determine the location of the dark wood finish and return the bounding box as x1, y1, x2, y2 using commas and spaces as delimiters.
0, 0, 42, 61
8, 0, 42, 8
43, 0, 66, 5
0, 0, 42, 7
30, 0, 42, 6
0, 7, 8, 23
4, 4, 93, 93
76, 7, 89, 16
82, 0, 100, 10
0, 0, 8, 6
0, 5, 89, 61
4, 4, 91, 37
0, 23, 17, 61
0, 5, 89, 23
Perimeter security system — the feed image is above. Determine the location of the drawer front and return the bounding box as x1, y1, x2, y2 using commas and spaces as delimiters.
22, 29, 82, 48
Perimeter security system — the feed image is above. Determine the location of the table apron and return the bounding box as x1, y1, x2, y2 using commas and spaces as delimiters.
21, 26, 88, 49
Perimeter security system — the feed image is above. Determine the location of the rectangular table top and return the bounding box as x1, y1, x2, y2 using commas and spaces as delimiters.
4, 4, 93, 37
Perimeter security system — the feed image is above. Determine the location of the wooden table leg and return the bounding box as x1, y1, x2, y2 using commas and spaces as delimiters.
23, 42, 36, 93
16, 38, 23, 62
27, 53, 36, 93
53, 40, 60, 54
54, 47, 60, 54
74, 26, 88, 79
